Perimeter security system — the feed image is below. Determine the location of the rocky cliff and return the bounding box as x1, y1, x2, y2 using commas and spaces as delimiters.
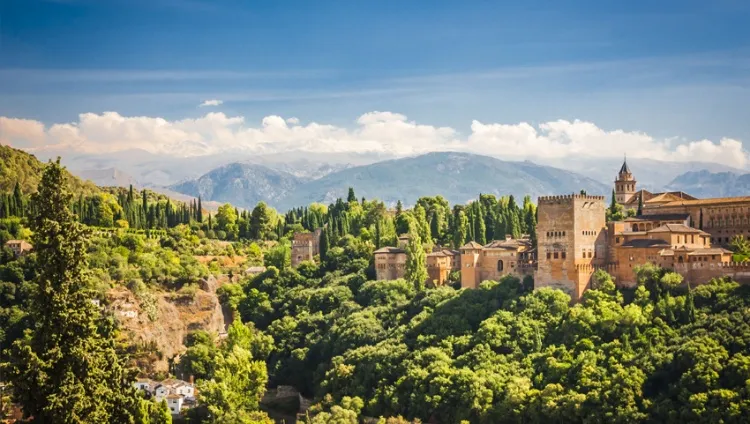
108, 286, 228, 374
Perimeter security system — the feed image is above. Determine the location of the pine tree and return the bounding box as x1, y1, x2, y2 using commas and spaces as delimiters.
396, 200, 403, 216
347, 187, 357, 203
2, 159, 139, 422
405, 230, 427, 291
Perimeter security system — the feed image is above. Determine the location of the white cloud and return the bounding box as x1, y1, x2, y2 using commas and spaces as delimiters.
199, 99, 223, 107
2, 111, 747, 168
0, 117, 46, 146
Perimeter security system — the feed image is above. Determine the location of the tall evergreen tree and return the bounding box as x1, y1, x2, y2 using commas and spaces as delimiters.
395, 200, 403, 216
347, 187, 357, 203
429, 210, 440, 243
404, 230, 427, 291
12, 181, 23, 217
374, 220, 382, 250
453, 210, 469, 249
319, 228, 330, 260
2, 159, 140, 423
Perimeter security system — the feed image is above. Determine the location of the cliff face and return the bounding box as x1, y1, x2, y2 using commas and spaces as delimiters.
108, 286, 227, 374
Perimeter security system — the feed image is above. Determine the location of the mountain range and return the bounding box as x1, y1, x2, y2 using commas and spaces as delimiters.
167, 152, 610, 210
28, 146, 749, 212
664, 170, 750, 198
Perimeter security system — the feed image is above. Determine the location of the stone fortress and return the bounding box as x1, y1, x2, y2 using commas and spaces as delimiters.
294, 159, 750, 301
522, 159, 750, 300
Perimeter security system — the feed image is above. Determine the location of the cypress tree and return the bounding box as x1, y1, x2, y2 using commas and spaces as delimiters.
197, 197, 203, 223
2, 159, 140, 422
375, 220, 382, 249
319, 228, 330, 260
475, 203, 487, 245
405, 229, 427, 291
13, 181, 23, 217
347, 187, 357, 203
454, 210, 469, 248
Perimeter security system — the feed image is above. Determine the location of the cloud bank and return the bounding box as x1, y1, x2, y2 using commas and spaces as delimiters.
199, 99, 223, 107
0, 111, 747, 168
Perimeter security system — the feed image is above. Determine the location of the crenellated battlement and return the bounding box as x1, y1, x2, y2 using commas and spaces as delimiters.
538, 194, 606, 204
720, 262, 750, 269
574, 263, 619, 272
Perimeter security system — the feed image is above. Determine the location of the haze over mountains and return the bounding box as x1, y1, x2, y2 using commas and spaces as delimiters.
168, 152, 609, 209
39, 147, 749, 211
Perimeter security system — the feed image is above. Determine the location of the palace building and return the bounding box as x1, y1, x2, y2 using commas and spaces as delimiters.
363, 158, 750, 301
528, 158, 750, 301
291, 228, 322, 268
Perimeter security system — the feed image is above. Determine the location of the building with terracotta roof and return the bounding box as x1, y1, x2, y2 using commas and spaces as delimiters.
291, 228, 322, 268
374, 246, 407, 281
4, 239, 32, 257
610, 222, 732, 286
426, 248, 461, 287
614, 158, 750, 248
460, 235, 536, 289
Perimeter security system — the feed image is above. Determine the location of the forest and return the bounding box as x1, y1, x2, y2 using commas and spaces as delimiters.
2, 148, 750, 423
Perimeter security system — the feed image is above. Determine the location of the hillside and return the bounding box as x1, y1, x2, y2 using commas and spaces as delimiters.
169, 162, 304, 209
0, 144, 99, 195
665, 170, 750, 198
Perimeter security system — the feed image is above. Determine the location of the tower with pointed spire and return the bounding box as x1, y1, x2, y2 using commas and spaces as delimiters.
615, 156, 636, 204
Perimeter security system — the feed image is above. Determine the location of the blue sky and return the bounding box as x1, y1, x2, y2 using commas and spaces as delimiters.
1, 0, 749, 162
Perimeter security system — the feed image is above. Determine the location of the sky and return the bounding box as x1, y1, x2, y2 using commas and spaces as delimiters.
1, 0, 750, 167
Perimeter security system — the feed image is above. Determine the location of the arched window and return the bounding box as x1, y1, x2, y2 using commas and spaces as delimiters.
678, 256, 684, 263
497, 260, 504, 272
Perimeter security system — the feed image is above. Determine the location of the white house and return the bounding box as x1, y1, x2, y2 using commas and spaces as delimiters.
133, 378, 154, 394
166, 394, 184, 415
174, 381, 195, 398
154, 384, 171, 402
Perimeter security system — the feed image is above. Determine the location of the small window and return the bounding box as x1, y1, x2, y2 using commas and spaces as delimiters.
561, 252, 566, 259
554, 252, 559, 259
547, 252, 551, 259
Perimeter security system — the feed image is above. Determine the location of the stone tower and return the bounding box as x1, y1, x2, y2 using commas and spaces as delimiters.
459, 241, 482, 289
291, 228, 322, 268
535, 194, 607, 301
614, 158, 636, 204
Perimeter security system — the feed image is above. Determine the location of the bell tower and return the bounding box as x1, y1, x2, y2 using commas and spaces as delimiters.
614, 156, 636, 204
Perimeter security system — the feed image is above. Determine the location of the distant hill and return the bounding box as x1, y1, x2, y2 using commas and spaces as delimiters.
539, 156, 747, 192
0, 144, 99, 195
170, 152, 610, 210
169, 162, 304, 209
665, 170, 750, 198
276, 152, 610, 209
